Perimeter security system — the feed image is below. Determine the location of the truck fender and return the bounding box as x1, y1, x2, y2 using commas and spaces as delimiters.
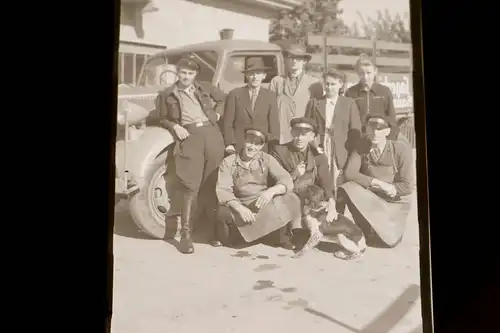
115, 126, 175, 188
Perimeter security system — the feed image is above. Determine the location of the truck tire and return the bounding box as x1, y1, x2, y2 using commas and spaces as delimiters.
128, 152, 173, 239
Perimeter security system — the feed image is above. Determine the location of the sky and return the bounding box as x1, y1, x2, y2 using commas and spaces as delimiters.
339, 0, 411, 30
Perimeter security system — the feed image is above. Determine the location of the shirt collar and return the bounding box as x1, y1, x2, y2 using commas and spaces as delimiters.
175, 83, 196, 94
361, 82, 382, 94
235, 151, 264, 169
289, 71, 304, 82
248, 85, 260, 92
371, 140, 388, 152
325, 94, 339, 104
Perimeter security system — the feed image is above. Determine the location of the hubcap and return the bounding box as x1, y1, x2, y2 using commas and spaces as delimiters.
148, 165, 171, 227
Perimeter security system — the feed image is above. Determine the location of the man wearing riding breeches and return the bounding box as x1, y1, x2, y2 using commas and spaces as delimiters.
155, 54, 226, 254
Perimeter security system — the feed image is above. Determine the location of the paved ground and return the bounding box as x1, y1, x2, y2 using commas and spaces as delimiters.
112, 187, 423, 333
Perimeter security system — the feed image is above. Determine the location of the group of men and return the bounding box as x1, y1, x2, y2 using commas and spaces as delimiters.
153, 44, 415, 258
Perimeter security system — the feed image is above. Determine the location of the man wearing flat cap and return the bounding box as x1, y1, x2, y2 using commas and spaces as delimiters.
223, 57, 280, 155
339, 114, 415, 248
216, 127, 300, 249
269, 44, 323, 144
154, 54, 227, 254
271, 117, 338, 232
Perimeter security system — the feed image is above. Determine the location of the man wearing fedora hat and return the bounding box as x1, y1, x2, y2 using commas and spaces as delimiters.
338, 114, 415, 249
269, 44, 323, 145
222, 57, 280, 154
154, 54, 226, 254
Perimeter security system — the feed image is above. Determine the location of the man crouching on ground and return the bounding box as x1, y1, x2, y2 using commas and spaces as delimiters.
215, 127, 300, 250
338, 115, 415, 250
271, 117, 338, 247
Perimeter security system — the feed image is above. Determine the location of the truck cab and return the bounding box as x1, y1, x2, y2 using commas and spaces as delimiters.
115, 40, 286, 239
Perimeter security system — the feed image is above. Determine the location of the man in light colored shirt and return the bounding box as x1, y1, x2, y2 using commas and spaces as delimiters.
269, 44, 323, 144
155, 54, 226, 254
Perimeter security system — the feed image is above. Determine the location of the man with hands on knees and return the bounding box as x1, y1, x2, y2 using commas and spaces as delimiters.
338, 114, 415, 249
215, 127, 301, 250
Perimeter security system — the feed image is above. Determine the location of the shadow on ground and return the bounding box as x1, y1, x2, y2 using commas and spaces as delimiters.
286, 284, 422, 333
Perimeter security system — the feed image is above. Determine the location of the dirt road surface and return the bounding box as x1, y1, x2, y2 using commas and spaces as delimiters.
112, 191, 422, 333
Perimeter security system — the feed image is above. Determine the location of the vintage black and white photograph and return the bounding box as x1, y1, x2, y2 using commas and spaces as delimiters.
113, 0, 423, 332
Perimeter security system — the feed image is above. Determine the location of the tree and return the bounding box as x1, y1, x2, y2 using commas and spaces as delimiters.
353, 9, 411, 43
269, 0, 349, 47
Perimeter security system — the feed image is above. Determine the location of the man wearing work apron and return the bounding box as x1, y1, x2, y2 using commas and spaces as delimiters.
339, 115, 415, 249
215, 127, 300, 250
155, 54, 226, 254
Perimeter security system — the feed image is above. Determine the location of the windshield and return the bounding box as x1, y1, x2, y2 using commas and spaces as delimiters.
137, 51, 218, 86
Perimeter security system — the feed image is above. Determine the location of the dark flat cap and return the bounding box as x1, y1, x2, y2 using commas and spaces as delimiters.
290, 117, 317, 131
244, 127, 268, 141
366, 114, 392, 128
176, 54, 200, 71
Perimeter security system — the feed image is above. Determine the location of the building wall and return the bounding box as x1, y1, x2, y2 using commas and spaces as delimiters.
120, 0, 271, 48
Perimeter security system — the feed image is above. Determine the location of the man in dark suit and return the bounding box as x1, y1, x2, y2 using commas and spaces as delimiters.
155, 54, 226, 254
222, 57, 280, 154
345, 54, 398, 140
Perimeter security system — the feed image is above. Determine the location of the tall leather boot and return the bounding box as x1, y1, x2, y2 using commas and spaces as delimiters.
179, 192, 196, 254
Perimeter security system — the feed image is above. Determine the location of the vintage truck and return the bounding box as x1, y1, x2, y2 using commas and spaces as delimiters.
115, 39, 414, 239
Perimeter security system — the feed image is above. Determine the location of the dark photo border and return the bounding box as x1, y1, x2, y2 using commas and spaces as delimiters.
25, 0, 499, 332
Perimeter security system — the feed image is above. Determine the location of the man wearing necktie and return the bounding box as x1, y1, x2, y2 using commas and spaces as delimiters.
269, 44, 323, 144
338, 115, 415, 248
223, 57, 280, 154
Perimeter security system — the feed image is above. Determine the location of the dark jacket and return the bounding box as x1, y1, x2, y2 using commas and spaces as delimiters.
271, 142, 334, 199
345, 82, 398, 140
152, 81, 226, 133
222, 86, 280, 152
304, 95, 362, 170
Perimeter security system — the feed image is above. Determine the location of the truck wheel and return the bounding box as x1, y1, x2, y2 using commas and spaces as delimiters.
128, 153, 172, 239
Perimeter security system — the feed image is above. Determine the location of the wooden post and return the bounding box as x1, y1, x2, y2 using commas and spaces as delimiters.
323, 32, 328, 71
371, 30, 378, 66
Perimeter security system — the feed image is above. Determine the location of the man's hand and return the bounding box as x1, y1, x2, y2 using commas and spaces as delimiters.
292, 161, 306, 179
325, 199, 338, 223
225, 145, 236, 154
255, 189, 275, 210
235, 204, 256, 224
216, 113, 221, 121
371, 179, 397, 197
173, 124, 190, 140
